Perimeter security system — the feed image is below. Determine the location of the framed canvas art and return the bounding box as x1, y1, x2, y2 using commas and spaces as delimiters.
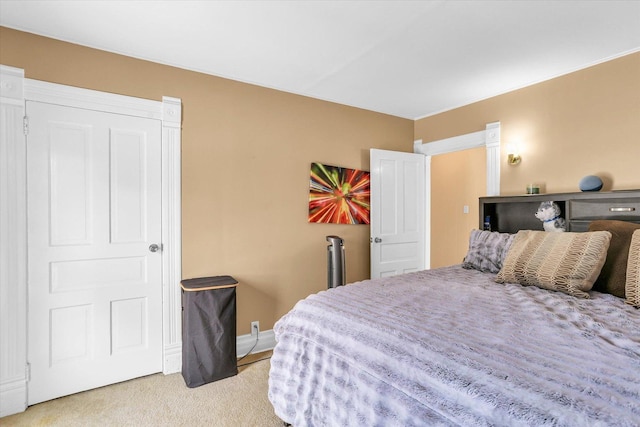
308, 162, 370, 224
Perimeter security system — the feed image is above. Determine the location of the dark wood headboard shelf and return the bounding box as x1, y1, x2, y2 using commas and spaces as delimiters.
479, 190, 640, 233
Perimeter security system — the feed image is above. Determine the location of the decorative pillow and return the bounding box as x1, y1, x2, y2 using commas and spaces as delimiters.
462, 230, 515, 273
496, 230, 611, 298
588, 220, 640, 298
625, 230, 640, 308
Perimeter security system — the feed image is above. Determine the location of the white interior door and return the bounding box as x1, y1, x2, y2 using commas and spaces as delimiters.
27, 101, 163, 405
370, 149, 427, 278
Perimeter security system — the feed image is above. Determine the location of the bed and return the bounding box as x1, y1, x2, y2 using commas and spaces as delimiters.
268, 193, 640, 426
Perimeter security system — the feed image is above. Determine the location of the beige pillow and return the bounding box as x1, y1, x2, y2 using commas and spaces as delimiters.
625, 230, 640, 308
496, 230, 611, 298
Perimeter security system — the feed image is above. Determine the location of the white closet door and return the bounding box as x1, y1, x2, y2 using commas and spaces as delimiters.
27, 101, 163, 404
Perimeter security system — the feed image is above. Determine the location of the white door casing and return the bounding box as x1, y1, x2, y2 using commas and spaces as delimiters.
0, 65, 182, 416
414, 122, 501, 197
26, 102, 163, 404
370, 149, 427, 278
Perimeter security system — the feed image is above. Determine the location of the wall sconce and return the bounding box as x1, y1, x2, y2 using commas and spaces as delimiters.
507, 143, 521, 166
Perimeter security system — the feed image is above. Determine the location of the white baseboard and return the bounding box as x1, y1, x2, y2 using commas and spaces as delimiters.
0, 377, 27, 418
164, 329, 276, 375
236, 329, 276, 358
163, 342, 182, 375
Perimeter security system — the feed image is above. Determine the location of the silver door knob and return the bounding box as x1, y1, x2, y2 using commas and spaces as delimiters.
374, 237, 382, 243
149, 244, 161, 253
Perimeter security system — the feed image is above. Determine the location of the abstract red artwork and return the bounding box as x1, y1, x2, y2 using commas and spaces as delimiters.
308, 162, 370, 224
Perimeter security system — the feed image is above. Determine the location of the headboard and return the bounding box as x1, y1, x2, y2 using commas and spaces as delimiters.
479, 190, 640, 233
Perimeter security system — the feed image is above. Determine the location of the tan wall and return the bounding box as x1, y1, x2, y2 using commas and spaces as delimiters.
417, 52, 640, 266
0, 27, 414, 333
430, 147, 486, 268
4, 27, 638, 331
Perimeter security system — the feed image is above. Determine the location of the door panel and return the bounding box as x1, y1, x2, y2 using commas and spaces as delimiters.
370, 149, 426, 278
27, 102, 162, 405
111, 297, 149, 354
48, 122, 93, 246
110, 129, 149, 243
50, 304, 93, 364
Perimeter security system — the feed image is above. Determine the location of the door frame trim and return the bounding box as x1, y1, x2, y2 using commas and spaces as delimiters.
412, 122, 501, 269
413, 121, 501, 196
0, 65, 182, 416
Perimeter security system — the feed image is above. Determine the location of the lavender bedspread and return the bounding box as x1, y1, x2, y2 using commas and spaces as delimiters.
268, 266, 640, 426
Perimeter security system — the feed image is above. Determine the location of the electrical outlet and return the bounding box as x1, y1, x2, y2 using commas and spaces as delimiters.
251, 321, 259, 338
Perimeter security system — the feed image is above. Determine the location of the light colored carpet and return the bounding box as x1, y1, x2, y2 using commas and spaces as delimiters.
1, 353, 282, 427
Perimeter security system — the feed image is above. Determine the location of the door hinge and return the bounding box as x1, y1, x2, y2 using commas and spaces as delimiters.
23, 116, 29, 136
26, 362, 31, 381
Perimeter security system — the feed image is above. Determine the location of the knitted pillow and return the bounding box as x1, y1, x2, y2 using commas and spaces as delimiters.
625, 230, 640, 308
588, 220, 640, 298
462, 230, 515, 273
496, 230, 611, 298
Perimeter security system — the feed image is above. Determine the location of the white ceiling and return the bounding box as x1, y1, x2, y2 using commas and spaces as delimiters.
1, 1, 639, 119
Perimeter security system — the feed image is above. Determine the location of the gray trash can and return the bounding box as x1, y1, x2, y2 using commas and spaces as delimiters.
181, 275, 238, 388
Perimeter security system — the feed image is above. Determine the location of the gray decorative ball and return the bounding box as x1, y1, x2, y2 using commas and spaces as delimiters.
579, 175, 603, 192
